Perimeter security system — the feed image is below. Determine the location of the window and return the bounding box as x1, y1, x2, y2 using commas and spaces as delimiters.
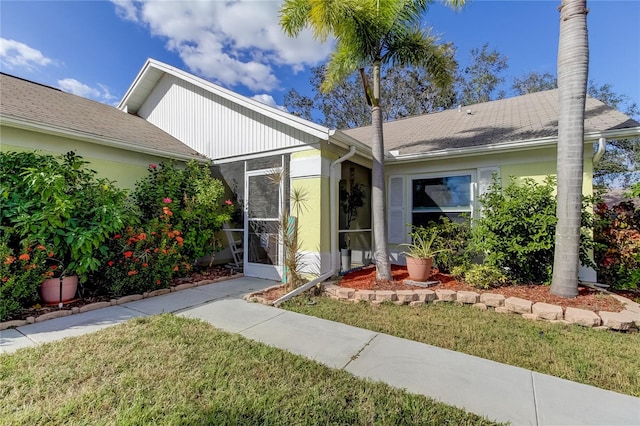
411, 174, 472, 227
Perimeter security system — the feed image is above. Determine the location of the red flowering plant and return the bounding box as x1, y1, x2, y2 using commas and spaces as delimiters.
0, 238, 56, 320
133, 161, 232, 263
93, 205, 188, 297
594, 199, 640, 290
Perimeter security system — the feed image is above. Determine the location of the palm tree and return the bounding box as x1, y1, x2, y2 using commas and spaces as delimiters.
550, 0, 589, 298
280, 0, 463, 280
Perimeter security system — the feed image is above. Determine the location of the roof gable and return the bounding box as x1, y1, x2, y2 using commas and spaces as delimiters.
343, 89, 640, 156
119, 59, 332, 141
0, 73, 204, 161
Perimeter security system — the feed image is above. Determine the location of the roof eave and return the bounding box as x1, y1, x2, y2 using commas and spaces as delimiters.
386, 126, 640, 164
1, 115, 208, 163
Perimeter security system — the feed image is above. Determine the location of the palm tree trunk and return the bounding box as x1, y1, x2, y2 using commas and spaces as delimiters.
371, 60, 392, 280
550, 0, 589, 298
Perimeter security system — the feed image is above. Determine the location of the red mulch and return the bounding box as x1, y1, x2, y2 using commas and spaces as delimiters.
338, 265, 626, 313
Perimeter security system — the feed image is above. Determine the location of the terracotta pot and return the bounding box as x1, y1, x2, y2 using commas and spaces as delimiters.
41, 276, 78, 305
405, 257, 433, 282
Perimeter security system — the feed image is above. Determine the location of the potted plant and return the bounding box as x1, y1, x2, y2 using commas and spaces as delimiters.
339, 182, 365, 271
400, 226, 448, 282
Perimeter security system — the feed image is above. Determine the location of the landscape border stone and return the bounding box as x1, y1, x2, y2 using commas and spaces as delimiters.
316, 283, 637, 332
1, 273, 244, 330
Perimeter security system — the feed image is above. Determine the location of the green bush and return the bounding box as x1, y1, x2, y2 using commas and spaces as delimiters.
428, 217, 474, 273
133, 161, 232, 262
472, 176, 593, 284
0, 151, 134, 282
462, 264, 508, 290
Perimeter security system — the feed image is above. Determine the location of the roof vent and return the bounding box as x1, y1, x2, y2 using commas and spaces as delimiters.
466, 109, 472, 115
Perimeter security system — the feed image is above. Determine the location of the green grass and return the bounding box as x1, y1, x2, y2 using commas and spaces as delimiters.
0, 315, 498, 425
283, 297, 640, 397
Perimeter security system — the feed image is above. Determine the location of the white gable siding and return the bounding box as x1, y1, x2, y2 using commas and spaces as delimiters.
137, 74, 318, 159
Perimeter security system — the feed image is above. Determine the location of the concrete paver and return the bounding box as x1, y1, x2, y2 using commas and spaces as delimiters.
532, 372, 640, 425
239, 307, 378, 369
179, 299, 285, 333
0, 328, 34, 353
16, 305, 145, 344
345, 333, 537, 425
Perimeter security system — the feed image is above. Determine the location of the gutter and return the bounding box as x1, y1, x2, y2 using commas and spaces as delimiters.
385, 128, 639, 164
272, 145, 357, 306
1, 115, 208, 163
592, 137, 607, 165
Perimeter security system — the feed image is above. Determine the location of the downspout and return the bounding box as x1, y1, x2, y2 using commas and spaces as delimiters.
272, 145, 357, 306
593, 137, 607, 165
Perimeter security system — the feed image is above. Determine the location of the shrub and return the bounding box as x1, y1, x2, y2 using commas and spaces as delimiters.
0, 151, 134, 282
428, 217, 474, 273
0, 240, 54, 320
472, 176, 593, 284
92, 205, 186, 297
594, 200, 640, 289
133, 161, 232, 262
462, 264, 508, 290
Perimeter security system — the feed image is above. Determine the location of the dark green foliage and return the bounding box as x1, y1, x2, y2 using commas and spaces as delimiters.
0, 151, 134, 282
428, 216, 474, 273
472, 176, 593, 284
133, 161, 231, 263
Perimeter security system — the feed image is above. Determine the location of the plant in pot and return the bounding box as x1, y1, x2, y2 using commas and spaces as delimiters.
2, 151, 135, 304
400, 226, 448, 282
339, 182, 365, 271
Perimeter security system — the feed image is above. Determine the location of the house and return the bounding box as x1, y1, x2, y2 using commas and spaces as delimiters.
119, 59, 640, 282
0, 72, 206, 190
118, 59, 371, 281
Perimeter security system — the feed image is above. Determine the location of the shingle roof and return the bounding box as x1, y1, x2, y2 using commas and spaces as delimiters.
0, 73, 204, 160
342, 89, 640, 155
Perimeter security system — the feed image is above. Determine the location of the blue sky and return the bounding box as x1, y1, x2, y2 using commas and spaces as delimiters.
1, 0, 638, 114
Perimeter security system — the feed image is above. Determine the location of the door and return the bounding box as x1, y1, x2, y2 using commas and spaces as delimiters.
244, 168, 282, 281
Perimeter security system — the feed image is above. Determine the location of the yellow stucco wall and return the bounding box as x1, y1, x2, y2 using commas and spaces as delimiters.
290, 148, 331, 254
500, 144, 593, 196
1, 126, 183, 190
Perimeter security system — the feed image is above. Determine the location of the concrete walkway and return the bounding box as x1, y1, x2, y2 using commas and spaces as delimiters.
2, 277, 639, 425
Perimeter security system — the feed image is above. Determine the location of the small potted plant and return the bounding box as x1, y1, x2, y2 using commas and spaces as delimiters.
400, 226, 448, 282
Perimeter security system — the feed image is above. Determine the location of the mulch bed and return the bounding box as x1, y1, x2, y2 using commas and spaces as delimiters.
338, 265, 626, 313
5, 266, 237, 322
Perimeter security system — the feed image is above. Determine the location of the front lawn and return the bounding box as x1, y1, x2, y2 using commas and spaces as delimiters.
283, 297, 640, 397
0, 315, 497, 425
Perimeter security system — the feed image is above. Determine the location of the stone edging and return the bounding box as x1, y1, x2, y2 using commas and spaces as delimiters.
0, 274, 242, 331
323, 283, 640, 332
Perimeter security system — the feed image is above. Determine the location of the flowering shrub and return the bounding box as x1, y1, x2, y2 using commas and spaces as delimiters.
0, 240, 54, 320
92, 206, 187, 297
0, 151, 134, 282
133, 161, 232, 262
594, 200, 640, 289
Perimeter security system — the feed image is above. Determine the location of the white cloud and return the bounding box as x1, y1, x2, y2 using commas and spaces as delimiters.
251, 94, 287, 112
0, 38, 53, 70
111, 1, 332, 92
58, 78, 118, 104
